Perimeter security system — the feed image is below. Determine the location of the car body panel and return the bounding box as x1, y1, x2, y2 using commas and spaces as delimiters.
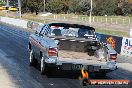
29, 22, 117, 72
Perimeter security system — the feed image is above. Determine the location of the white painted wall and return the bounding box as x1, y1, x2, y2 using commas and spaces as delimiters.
130, 28, 132, 37
0, 17, 28, 28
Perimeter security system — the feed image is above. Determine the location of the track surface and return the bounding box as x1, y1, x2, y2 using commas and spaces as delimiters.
0, 23, 132, 88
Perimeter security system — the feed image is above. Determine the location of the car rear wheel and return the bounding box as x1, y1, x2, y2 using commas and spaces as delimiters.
40, 56, 46, 75
29, 50, 35, 66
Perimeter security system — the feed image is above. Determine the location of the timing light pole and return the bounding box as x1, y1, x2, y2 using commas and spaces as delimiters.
89, 0, 92, 25
6, 0, 9, 17
6, 0, 9, 7
18, 0, 22, 18
44, 0, 45, 13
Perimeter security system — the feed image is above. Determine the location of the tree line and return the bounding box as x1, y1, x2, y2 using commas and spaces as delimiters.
21, 0, 132, 16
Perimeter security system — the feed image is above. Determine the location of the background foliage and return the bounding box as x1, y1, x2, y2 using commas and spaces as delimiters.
0, 0, 132, 16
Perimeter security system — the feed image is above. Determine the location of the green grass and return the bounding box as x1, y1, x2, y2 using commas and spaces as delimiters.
96, 28, 128, 37
46, 14, 132, 24
0, 2, 6, 6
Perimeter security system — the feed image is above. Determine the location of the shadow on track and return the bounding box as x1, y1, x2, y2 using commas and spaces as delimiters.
31, 62, 110, 79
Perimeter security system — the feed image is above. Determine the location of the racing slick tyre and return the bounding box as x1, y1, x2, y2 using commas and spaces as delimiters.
29, 50, 36, 66
40, 56, 46, 75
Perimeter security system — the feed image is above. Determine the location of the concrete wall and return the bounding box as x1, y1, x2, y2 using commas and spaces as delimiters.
0, 17, 28, 28
130, 28, 132, 37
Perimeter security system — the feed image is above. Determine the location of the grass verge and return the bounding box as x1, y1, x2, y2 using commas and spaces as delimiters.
96, 28, 128, 37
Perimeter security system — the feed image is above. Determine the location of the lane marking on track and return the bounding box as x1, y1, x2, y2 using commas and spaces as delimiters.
0, 49, 7, 58
0, 26, 29, 40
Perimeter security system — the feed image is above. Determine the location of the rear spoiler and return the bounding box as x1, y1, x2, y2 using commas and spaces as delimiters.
47, 35, 98, 42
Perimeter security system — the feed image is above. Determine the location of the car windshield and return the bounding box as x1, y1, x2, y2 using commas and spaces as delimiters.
50, 25, 95, 38
78, 28, 94, 38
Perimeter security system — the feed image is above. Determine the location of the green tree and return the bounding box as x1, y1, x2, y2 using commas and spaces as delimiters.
93, 0, 118, 16
58, 0, 70, 13
121, 2, 132, 16
79, 0, 96, 15
20, 0, 132, 16
21, 0, 43, 14
0, 1, 6, 6
68, 0, 80, 13
46, 0, 64, 13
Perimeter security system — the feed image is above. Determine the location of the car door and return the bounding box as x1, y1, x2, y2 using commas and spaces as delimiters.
35, 24, 51, 61
31, 33, 41, 60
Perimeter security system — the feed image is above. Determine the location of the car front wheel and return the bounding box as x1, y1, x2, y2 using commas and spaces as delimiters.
40, 57, 46, 75
29, 50, 36, 66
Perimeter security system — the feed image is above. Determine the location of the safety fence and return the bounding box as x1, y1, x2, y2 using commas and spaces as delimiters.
46, 15, 132, 25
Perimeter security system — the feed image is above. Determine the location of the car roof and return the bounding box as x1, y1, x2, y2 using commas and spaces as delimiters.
48, 23, 95, 30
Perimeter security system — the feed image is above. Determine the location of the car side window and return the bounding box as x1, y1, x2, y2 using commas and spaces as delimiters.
52, 29, 62, 36
78, 28, 94, 38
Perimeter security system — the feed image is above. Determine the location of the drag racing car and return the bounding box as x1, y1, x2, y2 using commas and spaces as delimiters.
28, 22, 117, 77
